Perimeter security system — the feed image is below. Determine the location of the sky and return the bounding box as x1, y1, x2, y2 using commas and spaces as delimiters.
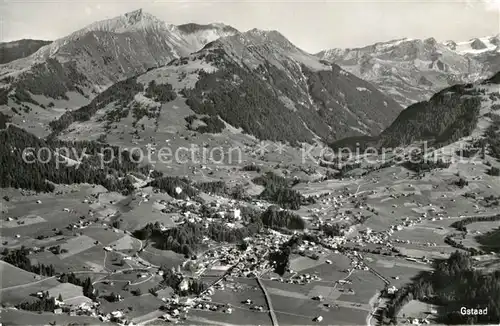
1, 0, 499, 53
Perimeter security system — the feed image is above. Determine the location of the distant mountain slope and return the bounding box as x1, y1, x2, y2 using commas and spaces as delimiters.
48, 29, 402, 145
317, 37, 494, 107
331, 71, 500, 151
0, 39, 52, 64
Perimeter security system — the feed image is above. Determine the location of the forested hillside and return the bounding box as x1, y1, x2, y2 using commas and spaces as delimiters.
0, 125, 153, 192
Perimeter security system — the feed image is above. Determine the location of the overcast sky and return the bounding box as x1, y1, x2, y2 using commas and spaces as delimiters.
1, 0, 499, 53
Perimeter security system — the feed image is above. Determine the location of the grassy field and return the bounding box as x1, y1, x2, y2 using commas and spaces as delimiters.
1, 191, 96, 240
209, 278, 267, 308
298, 253, 352, 283
268, 291, 367, 325
397, 299, 437, 320
366, 254, 431, 288
117, 193, 176, 231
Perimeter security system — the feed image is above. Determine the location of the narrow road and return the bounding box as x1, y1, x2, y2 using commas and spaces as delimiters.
256, 277, 279, 326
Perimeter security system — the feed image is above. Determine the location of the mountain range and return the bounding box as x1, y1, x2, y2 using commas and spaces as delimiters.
0, 9, 499, 148
317, 36, 500, 107
0, 9, 401, 144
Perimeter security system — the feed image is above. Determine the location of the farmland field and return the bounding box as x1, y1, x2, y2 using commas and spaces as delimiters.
99, 293, 162, 319
0, 308, 112, 325
476, 227, 500, 253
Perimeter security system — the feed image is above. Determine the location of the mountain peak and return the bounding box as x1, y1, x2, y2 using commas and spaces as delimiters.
123, 8, 147, 24
176, 22, 238, 34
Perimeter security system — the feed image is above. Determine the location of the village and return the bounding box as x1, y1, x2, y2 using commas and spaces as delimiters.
2, 148, 500, 326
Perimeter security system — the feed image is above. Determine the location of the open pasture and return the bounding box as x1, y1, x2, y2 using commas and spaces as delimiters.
138, 247, 183, 268
366, 255, 430, 287
109, 234, 140, 252
0, 194, 93, 239
188, 307, 272, 326
29, 250, 82, 273
0, 278, 60, 305
289, 254, 329, 272
307, 284, 343, 301
275, 305, 366, 326
266, 285, 309, 300
298, 253, 352, 283
128, 275, 163, 294
35, 244, 108, 272
466, 221, 500, 234
99, 293, 161, 320
397, 299, 436, 320
269, 290, 367, 325
118, 199, 176, 231
81, 226, 125, 246
337, 270, 384, 304
59, 235, 96, 259
1, 215, 46, 229
47, 282, 85, 301
392, 226, 450, 246
209, 278, 266, 307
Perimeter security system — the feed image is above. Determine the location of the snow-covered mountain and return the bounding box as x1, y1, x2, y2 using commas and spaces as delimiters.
317, 36, 498, 107
48, 28, 402, 145
0, 39, 52, 64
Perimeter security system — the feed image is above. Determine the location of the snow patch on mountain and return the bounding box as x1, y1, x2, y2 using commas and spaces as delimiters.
451, 36, 499, 55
